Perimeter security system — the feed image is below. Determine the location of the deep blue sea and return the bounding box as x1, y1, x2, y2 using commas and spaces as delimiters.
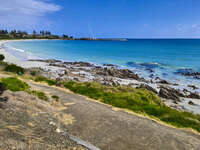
3, 39, 200, 86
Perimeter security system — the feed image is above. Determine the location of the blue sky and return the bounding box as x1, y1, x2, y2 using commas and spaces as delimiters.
0, 0, 200, 38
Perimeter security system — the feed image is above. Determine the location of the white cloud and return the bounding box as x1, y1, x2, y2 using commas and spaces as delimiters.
0, 0, 61, 29
176, 23, 200, 37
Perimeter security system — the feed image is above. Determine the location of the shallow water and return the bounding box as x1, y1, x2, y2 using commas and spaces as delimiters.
4, 39, 200, 87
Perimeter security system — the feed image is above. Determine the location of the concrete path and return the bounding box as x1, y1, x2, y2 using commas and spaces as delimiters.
27, 81, 200, 150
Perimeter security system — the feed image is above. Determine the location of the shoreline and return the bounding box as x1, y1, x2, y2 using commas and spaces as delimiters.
1, 40, 200, 114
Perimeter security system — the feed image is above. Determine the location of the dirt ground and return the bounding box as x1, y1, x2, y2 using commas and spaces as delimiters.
0, 90, 89, 150
25, 80, 200, 150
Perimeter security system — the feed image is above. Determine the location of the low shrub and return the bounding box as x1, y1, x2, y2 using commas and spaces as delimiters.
63, 81, 200, 132
30, 70, 37, 76
31, 90, 48, 101
51, 95, 59, 101
1, 77, 30, 92
4, 64, 24, 75
34, 76, 56, 86
0, 54, 5, 61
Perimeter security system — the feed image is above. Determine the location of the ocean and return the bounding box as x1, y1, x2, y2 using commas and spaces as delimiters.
3, 39, 200, 87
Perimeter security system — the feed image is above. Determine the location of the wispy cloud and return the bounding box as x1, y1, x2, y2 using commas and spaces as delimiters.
0, 0, 61, 29
176, 23, 200, 37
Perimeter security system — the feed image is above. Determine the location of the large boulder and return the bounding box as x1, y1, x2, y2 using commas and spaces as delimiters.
187, 92, 200, 99
159, 86, 184, 101
139, 84, 158, 94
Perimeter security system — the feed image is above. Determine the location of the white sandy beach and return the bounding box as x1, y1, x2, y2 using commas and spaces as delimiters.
0, 40, 47, 68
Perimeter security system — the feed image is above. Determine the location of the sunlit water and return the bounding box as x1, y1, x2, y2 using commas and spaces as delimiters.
4, 39, 200, 88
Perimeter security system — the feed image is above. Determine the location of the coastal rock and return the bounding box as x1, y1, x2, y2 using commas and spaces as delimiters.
176, 68, 200, 79
187, 92, 200, 99
95, 67, 139, 80
49, 63, 66, 68
159, 86, 184, 101
188, 101, 195, 105
159, 88, 180, 101
103, 64, 118, 67
126, 62, 139, 68
139, 84, 158, 94
188, 85, 198, 90
29, 59, 62, 63
64, 61, 94, 67
140, 63, 160, 69
157, 79, 169, 84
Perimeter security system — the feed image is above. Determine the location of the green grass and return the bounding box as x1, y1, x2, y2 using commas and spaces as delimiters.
1, 77, 30, 92
30, 90, 48, 101
63, 81, 200, 132
51, 95, 59, 102
1, 77, 48, 101
34, 76, 56, 86
4, 64, 24, 75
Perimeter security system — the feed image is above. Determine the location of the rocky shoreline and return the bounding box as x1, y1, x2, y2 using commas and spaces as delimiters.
28, 59, 200, 114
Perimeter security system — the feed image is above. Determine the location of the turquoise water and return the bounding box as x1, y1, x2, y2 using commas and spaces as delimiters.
3, 39, 200, 85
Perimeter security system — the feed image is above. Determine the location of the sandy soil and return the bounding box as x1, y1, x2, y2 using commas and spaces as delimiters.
24, 79, 200, 150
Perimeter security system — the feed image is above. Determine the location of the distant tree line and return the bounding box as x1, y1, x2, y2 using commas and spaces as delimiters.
0, 29, 74, 40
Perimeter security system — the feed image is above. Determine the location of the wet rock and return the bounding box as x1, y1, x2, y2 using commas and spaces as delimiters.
103, 64, 118, 67
146, 68, 154, 73
149, 74, 154, 78
188, 92, 200, 99
126, 62, 139, 68
140, 63, 160, 69
188, 85, 198, 90
176, 68, 200, 79
157, 79, 169, 84
188, 101, 195, 105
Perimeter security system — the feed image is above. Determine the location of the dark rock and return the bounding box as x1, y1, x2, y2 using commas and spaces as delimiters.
126, 62, 139, 68
64, 61, 94, 67
29, 59, 62, 63
159, 86, 184, 101
188, 92, 200, 99
103, 64, 118, 67
188, 101, 195, 105
149, 74, 154, 78
49, 63, 66, 68
146, 68, 154, 73
176, 68, 200, 79
157, 79, 169, 84
140, 63, 160, 69
188, 85, 198, 90
95, 67, 139, 80
0, 82, 6, 95
139, 84, 158, 94
0, 97, 8, 103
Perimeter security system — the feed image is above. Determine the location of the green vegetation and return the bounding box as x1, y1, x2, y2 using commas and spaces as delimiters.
63, 81, 200, 132
1, 77, 48, 101
30, 70, 37, 76
31, 90, 48, 101
4, 64, 24, 75
1, 77, 29, 92
52, 95, 60, 102
34, 76, 56, 86
0, 54, 5, 61
0, 29, 74, 40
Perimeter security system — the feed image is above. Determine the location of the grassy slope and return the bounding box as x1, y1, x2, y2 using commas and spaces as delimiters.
1, 77, 48, 101
0, 60, 200, 132
63, 81, 200, 132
